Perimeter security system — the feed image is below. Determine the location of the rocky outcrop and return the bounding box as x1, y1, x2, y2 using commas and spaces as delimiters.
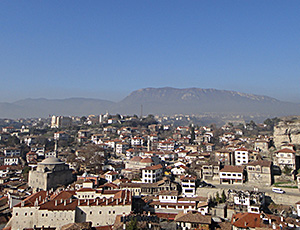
273, 116, 300, 149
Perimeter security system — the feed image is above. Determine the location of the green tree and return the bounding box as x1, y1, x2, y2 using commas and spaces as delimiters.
215, 192, 220, 203
127, 217, 138, 230
283, 165, 293, 176
221, 190, 226, 203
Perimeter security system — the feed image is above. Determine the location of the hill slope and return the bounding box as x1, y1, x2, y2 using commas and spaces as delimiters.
0, 87, 299, 118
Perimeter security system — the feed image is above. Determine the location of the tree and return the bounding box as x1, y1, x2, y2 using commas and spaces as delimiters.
127, 217, 138, 230
215, 192, 220, 203
283, 165, 293, 176
221, 190, 226, 203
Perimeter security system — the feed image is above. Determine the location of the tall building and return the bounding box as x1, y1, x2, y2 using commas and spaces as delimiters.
51, 115, 72, 128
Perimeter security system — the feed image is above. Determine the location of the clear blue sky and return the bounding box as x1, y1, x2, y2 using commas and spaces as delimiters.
1, 1, 300, 102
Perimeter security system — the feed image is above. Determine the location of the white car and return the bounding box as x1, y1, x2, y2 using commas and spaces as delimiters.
272, 188, 285, 194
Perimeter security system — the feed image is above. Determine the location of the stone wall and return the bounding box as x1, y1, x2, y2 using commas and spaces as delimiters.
273, 117, 300, 149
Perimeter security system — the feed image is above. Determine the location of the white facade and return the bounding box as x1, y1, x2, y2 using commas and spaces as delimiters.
180, 175, 196, 197
4, 157, 19, 165
234, 148, 249, 166
4, 148, 21, 157
142, 165, 163, 183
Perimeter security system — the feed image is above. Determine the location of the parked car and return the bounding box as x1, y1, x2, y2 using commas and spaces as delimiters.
272, 188, 285, 194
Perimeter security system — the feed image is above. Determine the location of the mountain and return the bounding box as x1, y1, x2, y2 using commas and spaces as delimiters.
0, 98, 115, 118
0, 87, 299, 118
114, 87, 300, 116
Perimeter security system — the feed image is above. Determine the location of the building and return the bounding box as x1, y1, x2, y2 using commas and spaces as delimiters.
4, 156, 19, 166
274, 148, 296, 170
51, 115, 72, 128
4, 148, 21, 157
234, 147, 249, 166
28, 158, 74, 191
180, 175, 196, 197
245, 160, 273, 186
201, 162, 220, 181
142, 164, 163, 183
214, 149, 232, 165
8, 188, 132, 230
174, 211, 211, 230
231, 213, 260, 230
219, 165, 245, 184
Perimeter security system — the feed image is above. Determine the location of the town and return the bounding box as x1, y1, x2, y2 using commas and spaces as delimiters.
0, 114, 300, 230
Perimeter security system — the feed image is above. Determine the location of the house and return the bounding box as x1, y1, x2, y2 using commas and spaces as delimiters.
105, 171, 119, 183
214, 149, 232, 165
274, 148, 296, 170
171, 165, 188, 176
234, 147, 249, 166
174, 211, 211, 230
219, 165, 245, 184
149, 191, 209, 217
245, 160, 273, 186
4, 148, 21, 157
201, 162, 220, 181
4, 156, 19, 165
157, 141, 175, 151
53, 131, 70, 141
142, 164, 163, 183
131, 137, 144, 146
227, 189, 265, 214
254, 139, 269, 152
180, 175, 196, 197
231, 213, 261, 230
115, 142, 129, 155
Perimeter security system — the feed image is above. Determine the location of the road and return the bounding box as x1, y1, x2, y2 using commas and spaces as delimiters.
196, 183, 300, 205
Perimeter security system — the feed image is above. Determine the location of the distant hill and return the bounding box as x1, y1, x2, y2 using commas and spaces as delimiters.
0, 87, 300, 118
114, 87, 300, 116
0, 98, 115, 118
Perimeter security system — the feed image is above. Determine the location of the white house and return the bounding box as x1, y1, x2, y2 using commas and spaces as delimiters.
234, 147, 249, 166
142, 164, 163, 183
219, 165, 244, 184
180, 175, 196, 197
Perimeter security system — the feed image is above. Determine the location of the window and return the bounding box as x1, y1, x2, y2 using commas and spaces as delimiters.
113, 211, 115, 214
90, 211, 92, 214
99, 211, 102, 214
109, 211, 111, 214
15, 213, 18, 216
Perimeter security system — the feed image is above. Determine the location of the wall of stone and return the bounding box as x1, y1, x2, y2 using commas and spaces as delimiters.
273, 119, 300, 149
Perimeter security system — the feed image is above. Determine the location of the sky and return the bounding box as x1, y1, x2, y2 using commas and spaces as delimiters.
1, 1, 300, 103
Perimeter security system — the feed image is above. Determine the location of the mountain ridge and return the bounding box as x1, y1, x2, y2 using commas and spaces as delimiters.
0, 87, 299, 118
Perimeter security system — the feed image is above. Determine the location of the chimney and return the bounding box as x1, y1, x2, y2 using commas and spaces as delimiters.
55, 200, 57, 206
96, 199, 99, 205
21, 201, 25, 207
116, 199, 119, 205
78, 200, 80, 206
106, 199, 108, 205
64, 200, 66, 206
87, 200, 89, 206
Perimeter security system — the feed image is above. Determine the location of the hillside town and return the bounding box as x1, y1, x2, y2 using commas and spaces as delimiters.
0, 114, 300, 230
